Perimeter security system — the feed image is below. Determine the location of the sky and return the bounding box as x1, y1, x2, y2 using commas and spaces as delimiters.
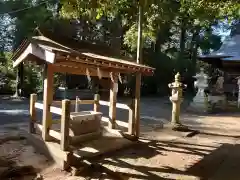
213, 19, 232, 41
220, 30, 231, 41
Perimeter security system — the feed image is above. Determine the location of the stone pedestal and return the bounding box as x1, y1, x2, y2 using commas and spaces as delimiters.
208, 95, 227, 108
237, 77, 240, 108
168, 73, 187, 131
207, 75, 227, 112
189, 68, 209, 112
191, 89, 208, 110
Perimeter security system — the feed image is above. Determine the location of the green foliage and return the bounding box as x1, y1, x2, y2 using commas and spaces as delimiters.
0, 52, 16, 94
0, 0, 239, 96
0, 0, 55, 96
22, 63, 42, 96
2, 0, 53, 48
199, 29, 222, 55
123, 23, 155, 51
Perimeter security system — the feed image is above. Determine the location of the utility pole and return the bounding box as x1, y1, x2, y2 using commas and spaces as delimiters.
136, 1, 143, 64
134, 0, 144, 137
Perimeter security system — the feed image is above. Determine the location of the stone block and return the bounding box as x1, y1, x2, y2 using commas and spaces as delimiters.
69, 111, 102, 136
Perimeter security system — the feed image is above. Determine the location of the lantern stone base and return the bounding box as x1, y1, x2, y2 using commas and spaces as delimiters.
171, 123, 189, 132
188, 95, 209, 113
207, 94, 227, 112
189, 101, 208, 113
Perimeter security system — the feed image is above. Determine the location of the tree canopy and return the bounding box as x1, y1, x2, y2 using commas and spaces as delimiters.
0, 0, 239, 96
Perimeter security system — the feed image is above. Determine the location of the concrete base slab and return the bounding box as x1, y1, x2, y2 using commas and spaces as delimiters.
20, 125, 135, 170
71, 131, 134, 159
20, 128, 71, 170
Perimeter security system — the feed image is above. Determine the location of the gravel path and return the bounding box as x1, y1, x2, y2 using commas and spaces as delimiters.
0, 96, 175, 126
0, 97, 29, 125
1, 95, 240, 179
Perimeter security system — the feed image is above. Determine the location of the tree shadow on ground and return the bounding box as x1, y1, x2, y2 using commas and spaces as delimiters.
0, 135, 45, 180
75, 139, 240, 180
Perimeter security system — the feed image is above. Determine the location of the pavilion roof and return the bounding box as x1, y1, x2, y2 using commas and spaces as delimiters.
198, 35, 240, 74
12, 32, 154, 76
199, 35, 240, 62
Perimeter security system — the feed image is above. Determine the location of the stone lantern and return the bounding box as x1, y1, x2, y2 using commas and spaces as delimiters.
236, 76, 240, 108
190, 68, 209, 112
168, 73, 187, 130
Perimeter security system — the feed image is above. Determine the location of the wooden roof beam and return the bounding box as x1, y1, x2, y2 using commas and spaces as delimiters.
55, 60, 131, 74
56, 60, 154, 76
52, 64, 110, 78
57, 55, 130, 70
13, 43, 55, 68
56, 53, 154, 75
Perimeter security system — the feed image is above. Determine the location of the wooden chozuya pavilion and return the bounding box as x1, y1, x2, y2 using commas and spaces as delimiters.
12, 31, 154, 169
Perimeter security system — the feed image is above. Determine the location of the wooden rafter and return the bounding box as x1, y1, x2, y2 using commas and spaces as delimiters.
57, 55, 154, 74
13, 43, 55, 68
52, 64, 110, 78
56, 54, 153, 75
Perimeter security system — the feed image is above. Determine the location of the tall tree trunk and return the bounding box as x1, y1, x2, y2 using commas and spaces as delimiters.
110, 15, 122, 55
154, 30, 162, 53
14, 62, 24, 97
191, 37, 200, 70
154, 23, 171, 53
101, 16, 107, 43
55, 0, 62, 18
187, 27, 201, 92
190, 27, 201, 75
111, 15, 125, 96
177, 18, 187, 73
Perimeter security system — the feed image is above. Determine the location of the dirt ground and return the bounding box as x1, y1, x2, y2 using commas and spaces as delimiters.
1, 96, 240, 180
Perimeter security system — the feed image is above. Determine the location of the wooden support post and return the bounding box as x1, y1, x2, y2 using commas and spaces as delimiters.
75, 96, 79, 112
94, 94, 100, 112
42, 64, 54, 141
128, 99, 135, 135
134, 73, 141, 137
61, 99, 71, 151
109, 74, 117, 129
30, 94, 37, 133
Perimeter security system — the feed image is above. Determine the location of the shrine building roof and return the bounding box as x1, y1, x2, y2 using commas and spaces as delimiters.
11, 29, 155, 77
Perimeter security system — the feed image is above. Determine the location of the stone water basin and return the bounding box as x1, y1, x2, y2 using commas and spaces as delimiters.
69, 111, 102, 136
